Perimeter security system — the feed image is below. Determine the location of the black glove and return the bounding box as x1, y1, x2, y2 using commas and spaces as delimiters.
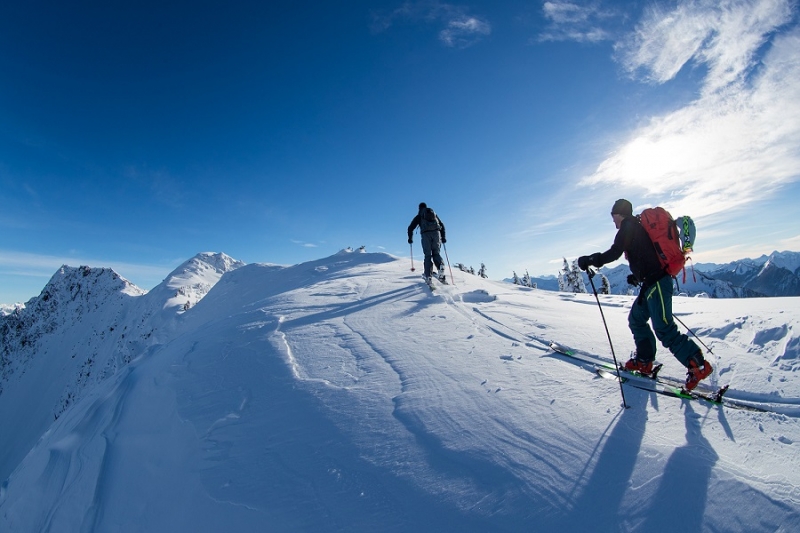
627, 274, 639, 286
408, 238, 413, 244
577, 253, 602, 271
442, 238, 446, 243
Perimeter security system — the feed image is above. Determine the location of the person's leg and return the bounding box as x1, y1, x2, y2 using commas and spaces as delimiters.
628, 292, 656, 363
430, 237, 443, 273
645, 277, 700, 367
421, 234, 434, 278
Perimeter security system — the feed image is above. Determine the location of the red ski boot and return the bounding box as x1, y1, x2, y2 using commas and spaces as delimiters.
624, 357, 654, 374
685, 359, 713, 391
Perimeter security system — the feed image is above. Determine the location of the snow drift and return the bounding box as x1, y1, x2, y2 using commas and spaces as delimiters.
1, 250, 799, 532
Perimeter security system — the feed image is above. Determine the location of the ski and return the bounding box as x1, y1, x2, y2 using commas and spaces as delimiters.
595, 368, 766, 412
422, 274, 448, 291
550, 341, 697, 392
550, 341, 770, 412
423, 276, 436, 291
549, 341, 617, 372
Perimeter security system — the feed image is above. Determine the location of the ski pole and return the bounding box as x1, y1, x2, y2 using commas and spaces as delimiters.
587, 268, 628, 409
673, 313, 714, 356
410, 243, 415, 272
443, 243, 456, 287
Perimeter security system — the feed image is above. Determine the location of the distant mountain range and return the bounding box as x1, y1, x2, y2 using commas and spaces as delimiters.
525, 250, 800, 298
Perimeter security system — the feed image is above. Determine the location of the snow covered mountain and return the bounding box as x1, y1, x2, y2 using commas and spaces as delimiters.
585, 263, 765, 298
526, 251, 800, 298
697, 251, 800, 297
1, 250, 799, 531
149, 251, 247, 312
0, 252, 243, 483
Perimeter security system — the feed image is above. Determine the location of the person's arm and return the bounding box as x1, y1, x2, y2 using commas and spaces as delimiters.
578, 222, 627, 270
597, 229, 626, 266
408, 216, 420, 242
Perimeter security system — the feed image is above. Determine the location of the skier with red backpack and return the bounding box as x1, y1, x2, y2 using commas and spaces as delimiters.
577, 199, 712, 391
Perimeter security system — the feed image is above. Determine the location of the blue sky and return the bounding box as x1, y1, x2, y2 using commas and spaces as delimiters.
2, 0, 799, 304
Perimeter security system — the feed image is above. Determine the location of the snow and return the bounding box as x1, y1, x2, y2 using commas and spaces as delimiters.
153, 252, 247, 312
765, 251, 800, 274
1, 250, 799, 532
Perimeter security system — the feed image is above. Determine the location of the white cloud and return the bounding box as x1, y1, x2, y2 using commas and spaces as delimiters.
583, 3, 800, 221
371, 1, 491, 47
538, 1, 615, 42
439, 16, 491, 47
616, 0, 793, 93
779, 234, 800, 250
291, 240, 318, 248
543, 1, 589, 24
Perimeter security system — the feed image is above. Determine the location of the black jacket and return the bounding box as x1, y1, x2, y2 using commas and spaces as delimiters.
408, 212, 446, 241
597, 215, 664, 285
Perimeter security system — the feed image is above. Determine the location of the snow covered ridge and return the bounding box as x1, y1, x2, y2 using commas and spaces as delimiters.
0, 252, 244, 381
151, 251, 246, 311
0, 253, 246, 462
0, 303, 24, 316
1, 250, 800, 531
1, 265, 143, 375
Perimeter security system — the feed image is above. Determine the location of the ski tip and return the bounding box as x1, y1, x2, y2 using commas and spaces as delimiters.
597, 368, 625, 382
549, 341, 574, 355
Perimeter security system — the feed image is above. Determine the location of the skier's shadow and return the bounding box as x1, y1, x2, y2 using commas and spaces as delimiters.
639, 401, 718, 531
561, 389, 649, 531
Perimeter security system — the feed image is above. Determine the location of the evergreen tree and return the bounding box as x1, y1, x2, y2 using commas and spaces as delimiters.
600, 274, 611, 295
559, 258, 587, 293
557, 258, 569, 292
512, 271, 520, 285
478, 263, 487, 278
570, 259, 587, 293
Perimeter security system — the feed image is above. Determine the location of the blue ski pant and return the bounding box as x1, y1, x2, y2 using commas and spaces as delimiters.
628, 275, 700, 368
420, 231, 443, 278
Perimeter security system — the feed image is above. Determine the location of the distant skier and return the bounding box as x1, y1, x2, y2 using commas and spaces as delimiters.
408, 202, 447, 283
577, 199, 713, 391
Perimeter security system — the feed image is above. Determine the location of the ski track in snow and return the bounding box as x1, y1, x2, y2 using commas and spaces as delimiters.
2, 251, 800, 531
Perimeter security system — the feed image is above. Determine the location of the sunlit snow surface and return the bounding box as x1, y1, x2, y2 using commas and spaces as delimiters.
2, 251, 799, 532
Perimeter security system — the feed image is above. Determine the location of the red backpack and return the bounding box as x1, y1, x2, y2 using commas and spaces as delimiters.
638, 207, 693, 278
